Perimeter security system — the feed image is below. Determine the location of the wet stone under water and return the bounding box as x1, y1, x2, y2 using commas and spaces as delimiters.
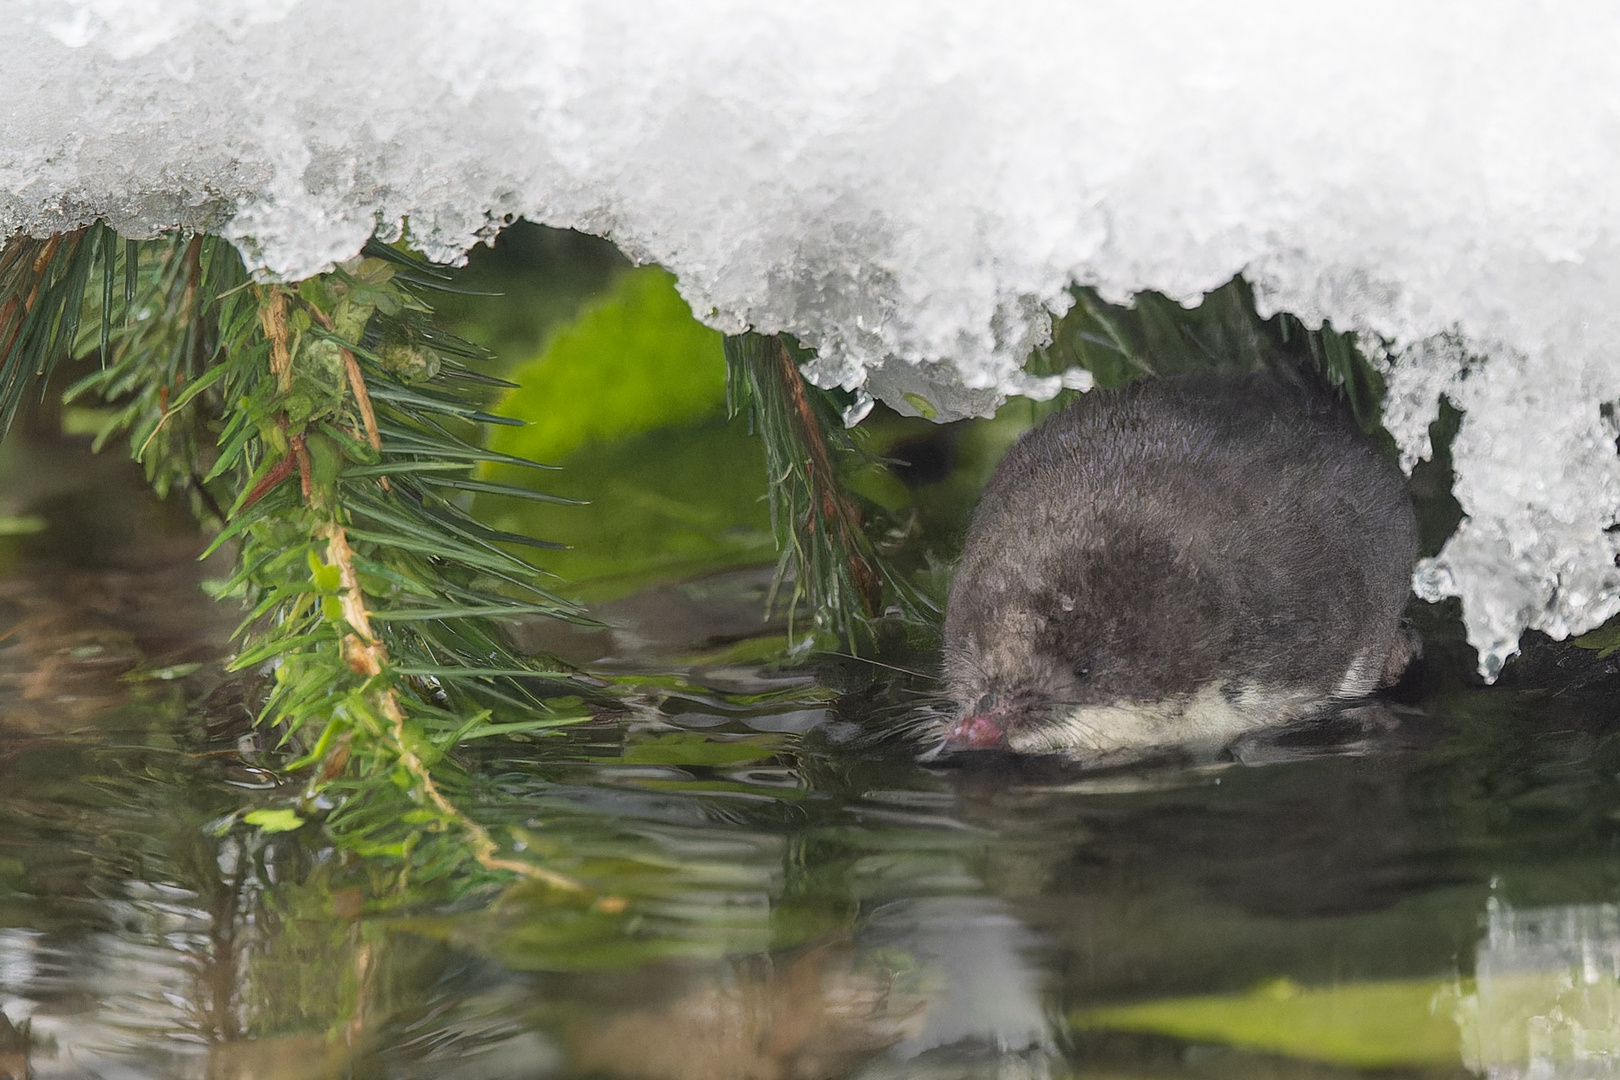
1, 434, 1620, 1079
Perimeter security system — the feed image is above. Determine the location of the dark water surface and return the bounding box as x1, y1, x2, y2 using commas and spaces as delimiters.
1, 415, 1619, 1080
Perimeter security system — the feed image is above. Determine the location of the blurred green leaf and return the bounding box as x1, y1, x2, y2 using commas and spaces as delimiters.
1071, 976, 1462, 1069
0, 515, 46, 536
245, 808, 307, 834
477, 271, 774, 600
490, 266, 728, 464
621, 732, 785, 767
1573, 615, 1620, 658
121, 662, 204, 682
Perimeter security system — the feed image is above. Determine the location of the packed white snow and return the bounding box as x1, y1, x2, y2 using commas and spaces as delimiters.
4, 0, 1620, 675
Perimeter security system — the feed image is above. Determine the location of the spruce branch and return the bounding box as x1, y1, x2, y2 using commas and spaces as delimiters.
304, 300, 381, 453
321, 517, 583, 893
0, 225, 111, 434
0, 227, 603, 897
257, 284, 293, 394
724, 331, 923, 651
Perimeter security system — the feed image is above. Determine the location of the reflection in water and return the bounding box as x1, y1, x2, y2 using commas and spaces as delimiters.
565, 944, 928, 1080
1463, 900, 1620, 1079
861, 897, 1048, 1058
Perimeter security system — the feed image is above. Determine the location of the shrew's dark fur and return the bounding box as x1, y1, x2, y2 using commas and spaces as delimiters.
942, 371, 1418, 756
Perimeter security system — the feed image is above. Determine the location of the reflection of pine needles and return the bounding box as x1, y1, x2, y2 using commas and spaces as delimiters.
724, 333, 928, 652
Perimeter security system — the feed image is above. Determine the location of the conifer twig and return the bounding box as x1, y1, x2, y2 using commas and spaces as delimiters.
305, 303, 381, 452
257, 286, 293, 393
770, 337, 881, 617
724, 332, 923, 649
10, 230, 598, 895
312, 397, 584, 893
325, 521, 584, 892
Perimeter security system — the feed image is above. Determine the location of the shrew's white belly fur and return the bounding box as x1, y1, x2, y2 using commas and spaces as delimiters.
1003, 644, 1394, 758
1006, 682, 1327, 757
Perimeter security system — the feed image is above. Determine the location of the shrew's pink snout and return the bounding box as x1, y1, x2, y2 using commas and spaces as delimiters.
943, 712, 1007, 749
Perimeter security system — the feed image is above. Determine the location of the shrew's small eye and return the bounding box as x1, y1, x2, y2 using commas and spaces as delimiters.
1074, 665, 1091, 680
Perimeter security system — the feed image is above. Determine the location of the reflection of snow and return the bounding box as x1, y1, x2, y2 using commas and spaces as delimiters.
0, 914, 209, 1078
1461, 900, 1620, 1078
0, 929, 40, 1007
860, 897, 1051, 1058
7, 1, 1620, 671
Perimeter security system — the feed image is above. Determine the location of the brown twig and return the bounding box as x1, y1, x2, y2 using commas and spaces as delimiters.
245, 277, 587, 894
339, 348, 381, 453
289, 432, 313, 501
322, 518, 587, 894
302, 304, 381, 453
28, 233, 61, 277
0, 231, 72, 367
326, 522, 383, 675
257, 286, 292, 393
239, 455, 295, 510
769, 337, 882, 616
